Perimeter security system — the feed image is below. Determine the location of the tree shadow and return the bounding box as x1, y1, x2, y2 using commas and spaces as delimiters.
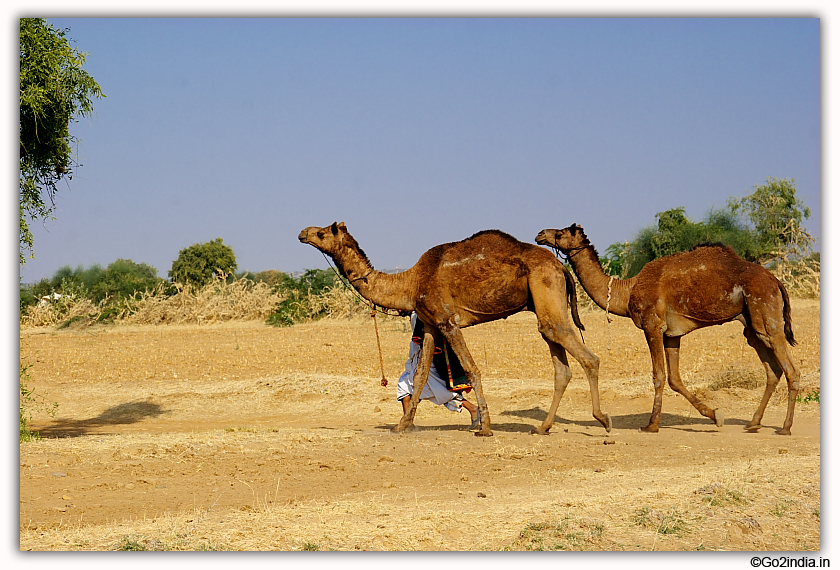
35, 401, 169, 438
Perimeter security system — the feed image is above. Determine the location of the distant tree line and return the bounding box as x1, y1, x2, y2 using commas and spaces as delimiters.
19, 237, 343, 326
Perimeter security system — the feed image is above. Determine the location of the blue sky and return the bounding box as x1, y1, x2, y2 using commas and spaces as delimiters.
17, 16, 821, 283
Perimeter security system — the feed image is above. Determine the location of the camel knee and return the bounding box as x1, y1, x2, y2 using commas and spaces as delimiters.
766, 375, 782, 390
571, 349, 599, 374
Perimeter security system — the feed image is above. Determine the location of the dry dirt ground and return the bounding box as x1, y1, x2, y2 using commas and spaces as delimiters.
19, 300, 820, 551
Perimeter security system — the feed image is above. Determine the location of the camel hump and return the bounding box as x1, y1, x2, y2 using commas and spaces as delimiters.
465, 229, 522, 243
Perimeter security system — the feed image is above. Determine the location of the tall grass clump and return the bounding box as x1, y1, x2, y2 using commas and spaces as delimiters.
119, 276, 285, 325
770, 256, 820, 299
20, 275, 287, 328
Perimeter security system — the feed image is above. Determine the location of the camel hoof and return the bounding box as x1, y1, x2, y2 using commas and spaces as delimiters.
474, 429, 494, 437
744, 423, 762, 432
713, 409, 725, 428
391, 424, 415, 434
531, 427, 550, 435
601, 413, 612, 433
639, 425, 659, 433
775, 429, 792, 436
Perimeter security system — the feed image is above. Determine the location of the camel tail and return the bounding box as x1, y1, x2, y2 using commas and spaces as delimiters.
780, 281, 796, 346
562, 266, 585, 332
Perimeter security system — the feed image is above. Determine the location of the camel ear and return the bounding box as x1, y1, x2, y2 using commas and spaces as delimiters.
330, 222, 340, 235
338, 222, 346, 232
570, 223, 580, 234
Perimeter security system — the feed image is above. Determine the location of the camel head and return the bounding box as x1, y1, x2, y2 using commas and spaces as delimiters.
535, 224, 589, 253
298, 222, 350, 256
299, 221, 372, 272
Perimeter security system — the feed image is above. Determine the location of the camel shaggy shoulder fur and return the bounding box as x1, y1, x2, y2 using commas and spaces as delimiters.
536, 223, 800, 435
300, 222, 612, 437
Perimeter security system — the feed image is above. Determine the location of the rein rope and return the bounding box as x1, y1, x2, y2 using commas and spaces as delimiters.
320, 251, 407, 388
606, 275, 615, 324
370, 308, 388, 387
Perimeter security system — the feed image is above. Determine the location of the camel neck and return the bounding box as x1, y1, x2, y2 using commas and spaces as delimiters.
328, 247, 417, 313
566, 246, 634, 317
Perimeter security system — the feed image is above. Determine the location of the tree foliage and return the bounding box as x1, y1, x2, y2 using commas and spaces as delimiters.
22, 259, 164, 312
728, 177, 814, 262
168, 238, 238, 287
19, 18, 104, 264
91, 259, 164, 302
611, 179, 813, 277
266, 268, 343, 327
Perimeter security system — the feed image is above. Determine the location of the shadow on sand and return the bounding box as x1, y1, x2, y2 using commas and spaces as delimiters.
375, 405, 756, 435
33, 401, 169, 438
501, 406, 759, 432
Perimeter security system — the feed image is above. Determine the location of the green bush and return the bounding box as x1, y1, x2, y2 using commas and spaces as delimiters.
609, 180, 814, 278
266, 268, 343, 327
169, 238, 237, 288
19, 282, 37, 316
90, 259, 163, 303
621, 207, 762, 277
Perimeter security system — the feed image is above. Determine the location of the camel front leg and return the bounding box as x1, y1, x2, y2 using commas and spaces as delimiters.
393, 328, 435, 433
642, 329, 668, 433
664, 336, 724, 427
439, 323, 492, 437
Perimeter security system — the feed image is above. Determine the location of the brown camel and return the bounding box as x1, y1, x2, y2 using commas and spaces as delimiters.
535, 224, 801, 435
299, 222, 612, 437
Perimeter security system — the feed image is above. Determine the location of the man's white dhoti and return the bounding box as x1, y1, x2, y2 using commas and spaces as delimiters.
397, 317, 464, 413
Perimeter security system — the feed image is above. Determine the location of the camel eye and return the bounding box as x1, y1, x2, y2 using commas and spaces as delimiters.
317, 231, 324, 239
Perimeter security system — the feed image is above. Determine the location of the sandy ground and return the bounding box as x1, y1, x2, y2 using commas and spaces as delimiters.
19, 300, 820, 551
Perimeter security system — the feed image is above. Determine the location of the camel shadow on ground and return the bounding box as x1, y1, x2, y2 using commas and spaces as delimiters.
33, 401, 169, 439
497, 406, 761, 433
375, 421, 537, 434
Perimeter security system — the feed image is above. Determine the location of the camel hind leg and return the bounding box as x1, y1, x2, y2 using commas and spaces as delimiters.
531, 337, 581, 434
742, 326, 800, 435
531, 270, 610, 433
742, 292, 801, 435
541, 325, 610, 433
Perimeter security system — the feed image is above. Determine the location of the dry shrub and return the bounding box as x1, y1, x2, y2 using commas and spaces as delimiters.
706, 369, 764, 391
291, 284, 405, 323
119, 277, 285, 325
770, 258, 820, 299
21, 296, 103, 328
294, 285, 370, 321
